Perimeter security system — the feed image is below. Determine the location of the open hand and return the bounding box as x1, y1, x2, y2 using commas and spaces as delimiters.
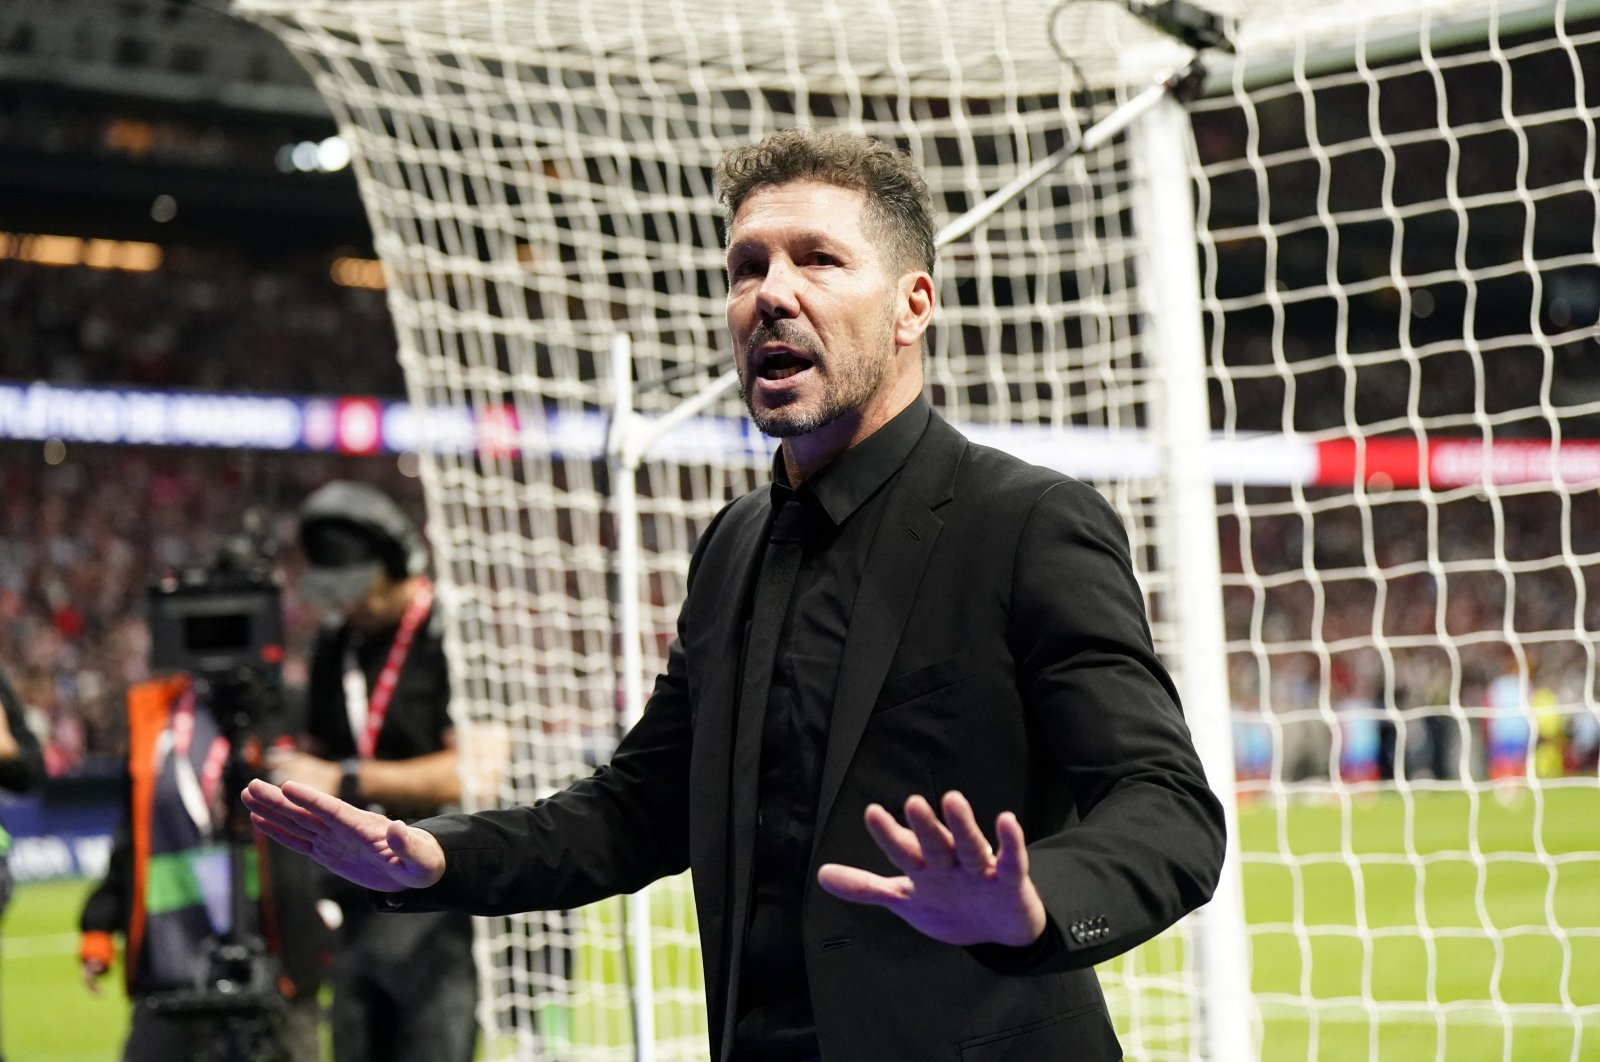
241, 778, 445, 892
816, 791, 1046, 948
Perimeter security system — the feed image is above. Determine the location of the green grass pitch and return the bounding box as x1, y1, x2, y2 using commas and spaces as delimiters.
4, 787, 1596, 1060
1238, 785, 1600, 1061
1, 877, 129, 1061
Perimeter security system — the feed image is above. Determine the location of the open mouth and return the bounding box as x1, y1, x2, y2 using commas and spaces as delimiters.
756, 347, 816, 381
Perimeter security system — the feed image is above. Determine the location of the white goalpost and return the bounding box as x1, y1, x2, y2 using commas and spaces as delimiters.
233, 0, 1600, 1058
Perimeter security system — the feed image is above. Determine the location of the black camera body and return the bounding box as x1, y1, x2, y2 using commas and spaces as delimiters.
148, 566, 284, 683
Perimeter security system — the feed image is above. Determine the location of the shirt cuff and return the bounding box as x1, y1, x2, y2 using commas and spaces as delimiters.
963, 914, 1066, 975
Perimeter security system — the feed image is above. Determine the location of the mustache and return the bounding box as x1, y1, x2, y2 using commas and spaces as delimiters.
745, 319, 823, 363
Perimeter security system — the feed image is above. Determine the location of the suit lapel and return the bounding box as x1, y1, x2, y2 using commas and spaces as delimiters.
811, 414, 964, 864
687, 490, 772, 1055
699, 494, 769, 852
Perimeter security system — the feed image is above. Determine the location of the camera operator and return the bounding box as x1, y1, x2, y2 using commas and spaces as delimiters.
268, 481, 477, 1062
0, 664, 47, 1062
78, 543, 319, 1062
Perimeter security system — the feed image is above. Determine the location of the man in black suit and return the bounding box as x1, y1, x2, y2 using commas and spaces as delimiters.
245, 128, 1226, 1061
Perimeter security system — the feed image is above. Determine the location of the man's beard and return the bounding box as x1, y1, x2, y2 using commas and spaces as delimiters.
738, 316, 895, 439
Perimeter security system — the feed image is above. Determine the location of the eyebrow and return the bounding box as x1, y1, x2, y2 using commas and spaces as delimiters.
726, 230, 842, 259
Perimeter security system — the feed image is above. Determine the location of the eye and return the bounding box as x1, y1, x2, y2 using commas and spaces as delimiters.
809, 252, 839, 267
729, 258, 764, 280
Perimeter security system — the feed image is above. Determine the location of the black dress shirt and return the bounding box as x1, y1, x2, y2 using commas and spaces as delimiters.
732, 395, 931, 1061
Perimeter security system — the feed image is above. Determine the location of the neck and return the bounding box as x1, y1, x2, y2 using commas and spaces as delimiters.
780, 371, 922, 486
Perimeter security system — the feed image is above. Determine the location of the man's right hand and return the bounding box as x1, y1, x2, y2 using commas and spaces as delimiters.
241, 778, 446, 892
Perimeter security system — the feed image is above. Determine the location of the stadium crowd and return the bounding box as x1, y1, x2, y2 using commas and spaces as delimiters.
1222, 486, 1600, 788
0, 247, 400, 396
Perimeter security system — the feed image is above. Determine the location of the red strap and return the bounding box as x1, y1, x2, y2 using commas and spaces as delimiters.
359, 578, 434, 760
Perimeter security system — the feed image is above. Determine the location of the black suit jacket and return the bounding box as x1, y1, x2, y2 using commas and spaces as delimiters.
404, 411, 1225, 1061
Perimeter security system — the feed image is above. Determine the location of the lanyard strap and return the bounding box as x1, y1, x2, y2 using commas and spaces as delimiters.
345, 579, 434, 760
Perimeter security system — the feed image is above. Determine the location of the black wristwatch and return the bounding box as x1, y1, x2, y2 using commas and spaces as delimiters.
338, 757, 362, 806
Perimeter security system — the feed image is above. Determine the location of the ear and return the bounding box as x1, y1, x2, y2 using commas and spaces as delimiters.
894, 270, 936, 349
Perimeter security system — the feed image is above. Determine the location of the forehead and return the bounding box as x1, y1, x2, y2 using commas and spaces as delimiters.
727, 179, 871, 246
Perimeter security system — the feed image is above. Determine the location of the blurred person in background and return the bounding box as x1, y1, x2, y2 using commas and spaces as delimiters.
267, 481, 477, 1062
1484, 646, 1534, 797
0, 665, 46, 1062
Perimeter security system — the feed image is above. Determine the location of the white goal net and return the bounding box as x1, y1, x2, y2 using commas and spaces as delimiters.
233, 0, 1600, 1058
1197, 3, 1600, 1058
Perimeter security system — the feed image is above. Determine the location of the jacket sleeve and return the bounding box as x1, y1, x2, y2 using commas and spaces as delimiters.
381, 502, 742, 917
394, 639, 695, 915
0, 667, 45, 794
79, 821, 133, 938
986, 477, 1226, 973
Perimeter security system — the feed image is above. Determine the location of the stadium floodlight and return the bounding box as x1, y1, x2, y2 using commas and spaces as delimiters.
235, 0, 1600, 1059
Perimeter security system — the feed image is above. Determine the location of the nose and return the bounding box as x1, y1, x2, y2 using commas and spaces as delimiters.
755, 259, 799, 322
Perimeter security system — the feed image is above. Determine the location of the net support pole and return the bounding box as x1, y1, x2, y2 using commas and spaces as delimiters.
1126, 88, 1256, 1060
606, 331, 659, 1062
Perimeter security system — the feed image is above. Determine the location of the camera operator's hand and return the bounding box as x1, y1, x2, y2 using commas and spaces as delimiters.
266, 748, 341, 796
80, 930, 115, 996
81, 957, 110, 995
242, 778, 446, 892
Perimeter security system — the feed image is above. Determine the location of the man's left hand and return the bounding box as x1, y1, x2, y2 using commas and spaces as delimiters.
816, 790, 1047, 948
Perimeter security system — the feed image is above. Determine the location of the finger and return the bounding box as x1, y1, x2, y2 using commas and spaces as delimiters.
387, 821, 418, 866
903, 794, 956, 871
243, 779, 321, 821
861, 803, 926, 875
249, 805, 319, 847
250, 813, 317, 856
242, 778, 292, 810
940, 791, 994, 870
815, 863, 912, 908
81, 963, 104, 994
243, 782, 329, 838
280, 779, 370, 829
992, 810, 1031, 885
386, 820, 447, 887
